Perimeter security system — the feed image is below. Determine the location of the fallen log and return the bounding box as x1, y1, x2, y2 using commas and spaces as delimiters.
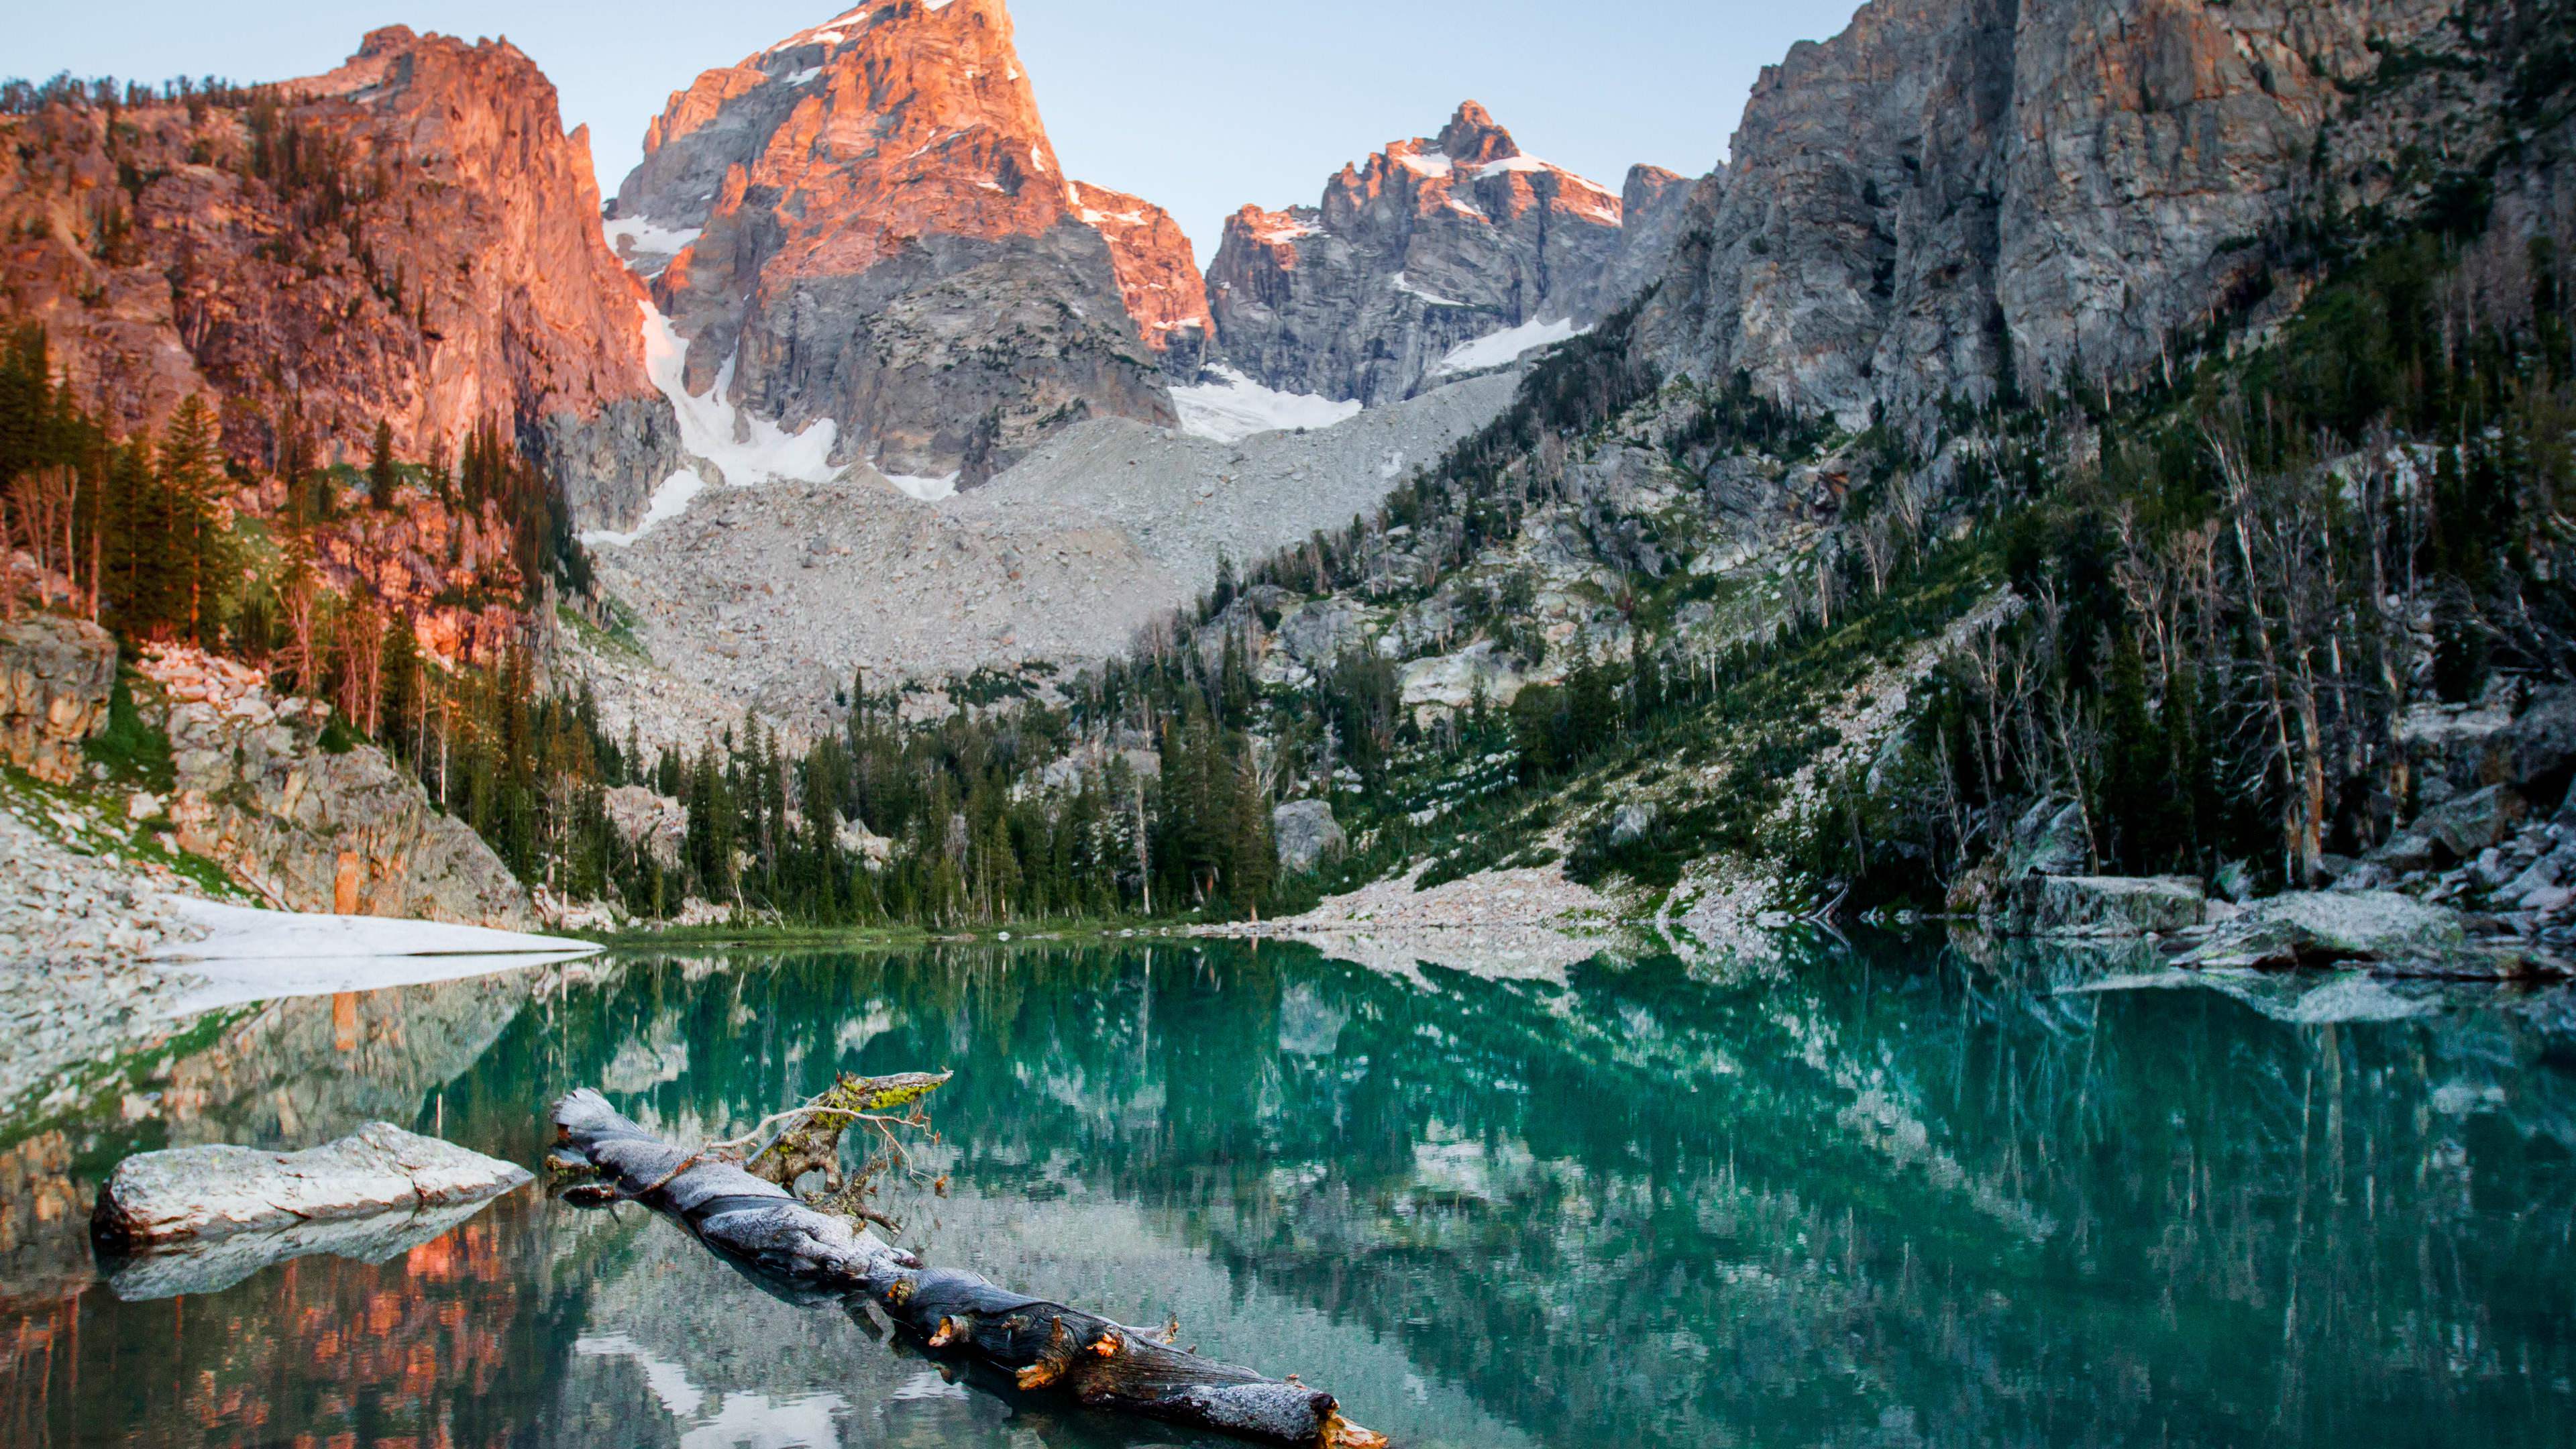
550, 1088, 1386, 1448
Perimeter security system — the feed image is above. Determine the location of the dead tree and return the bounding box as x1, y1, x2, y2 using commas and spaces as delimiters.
549, 1087, 1387, 1449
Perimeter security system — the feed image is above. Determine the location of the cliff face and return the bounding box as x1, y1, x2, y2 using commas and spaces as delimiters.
1643, 0, 2483, 428
1072, 180, 1214, 369
1204, 103, 1676, 404
613, 0, 1181, 487
1568, 164, 1707, 322
0, 27, 681, 529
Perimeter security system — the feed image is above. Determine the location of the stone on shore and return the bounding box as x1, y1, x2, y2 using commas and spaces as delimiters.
2008, 875, 2206, 936
2176, 890, 2492, 974
92, 1121, 530, 1250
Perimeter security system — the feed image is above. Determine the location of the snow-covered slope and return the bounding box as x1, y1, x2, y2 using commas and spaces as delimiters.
574, 370, 1520, 737
1170, 366, 1366, 443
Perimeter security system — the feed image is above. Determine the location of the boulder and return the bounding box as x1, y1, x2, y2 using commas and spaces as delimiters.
92, 1122, 529, 1250
0, 613, 117, 784
1275, 600, 1368, 665
1273, 798, 1346, 875
2411, 784, 2528, 861
1399, 641, 1525, 718
2006, 799, 2090, 878
604, 783, 688, 869
2007, 875, 2206, 936
2176, 890, 2479, 973
2508, 687, 2576, 796
2398, 700, 2516, 794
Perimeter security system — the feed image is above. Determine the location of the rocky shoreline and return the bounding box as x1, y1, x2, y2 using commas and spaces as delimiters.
0, 784, 219, 1118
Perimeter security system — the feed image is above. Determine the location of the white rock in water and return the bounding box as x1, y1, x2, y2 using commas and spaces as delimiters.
93, 1122, 531, 1248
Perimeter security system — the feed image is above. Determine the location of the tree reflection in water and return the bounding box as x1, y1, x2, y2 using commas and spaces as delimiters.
1, 936, 2569, 1449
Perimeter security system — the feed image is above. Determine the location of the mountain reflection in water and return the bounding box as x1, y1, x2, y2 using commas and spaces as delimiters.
1, 937, 2571, 1449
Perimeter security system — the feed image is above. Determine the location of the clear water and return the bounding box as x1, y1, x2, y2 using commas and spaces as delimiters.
1, 938, 2571, 1449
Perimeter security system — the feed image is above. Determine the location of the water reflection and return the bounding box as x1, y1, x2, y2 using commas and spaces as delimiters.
0, 936, 2571, 1449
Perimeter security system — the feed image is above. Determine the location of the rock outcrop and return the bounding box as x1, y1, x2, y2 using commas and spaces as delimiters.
1273, 798, 1346, 875
611, 0, 1182, 487
91, 1121, 529, 1250
138, 647, 535, 927
0, 27, 682, 528
2176, 890, 2492, 973
1642, 0, 2505, 430
0, 614, 117, 785
1205, 102, 1675, 404
2006, 874, 2206, 937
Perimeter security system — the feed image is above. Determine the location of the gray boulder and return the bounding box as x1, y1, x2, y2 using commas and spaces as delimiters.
2398, 700, 2518, 795
93, 1122, 529, 1250
2509, 687, 2576, 793
2412, 784, 2528, 861
2008, 875, 2206, 937
2177, 891, 2481, 973
2006, 800, 2090, 878
1273, 798, 1347, 875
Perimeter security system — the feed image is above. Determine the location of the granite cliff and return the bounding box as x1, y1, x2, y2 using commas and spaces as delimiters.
1205, 103, 1685, 405
0, 27, 682, 529
610, 0, 1189, 489
1641, 0, 2552, 429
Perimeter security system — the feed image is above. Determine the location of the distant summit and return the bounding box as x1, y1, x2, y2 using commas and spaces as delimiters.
1205, 101, 1697, 404
606, 0, 1203, 489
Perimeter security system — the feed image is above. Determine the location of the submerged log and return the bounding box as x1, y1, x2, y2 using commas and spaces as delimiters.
550, 1089, 1387, 1448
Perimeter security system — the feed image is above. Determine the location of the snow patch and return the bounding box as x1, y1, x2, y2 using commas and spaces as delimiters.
586, 301, 844, 545
153, 900, 594, 963
1249, 216, 1317, 245
765, 6, 871, 54
1393, 150, 1454, 178
148, 900, 599, 1012
643, 301, 843, 489
582, 468, 707, 549
1171, 366, 1364, 443
1438, 316, 1586, 374
777, 66, 823, 87
1473, 154, 1554, 176
1391, 272, 1469, 308
882, 470, 960, 502
600, 216, 703, 277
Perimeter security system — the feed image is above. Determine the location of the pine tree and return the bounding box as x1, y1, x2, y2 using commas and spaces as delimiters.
368, 419, 397, 509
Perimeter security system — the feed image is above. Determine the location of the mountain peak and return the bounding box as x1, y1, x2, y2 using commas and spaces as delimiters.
1437, 101, 1520, 166
612, 0, 1183, 484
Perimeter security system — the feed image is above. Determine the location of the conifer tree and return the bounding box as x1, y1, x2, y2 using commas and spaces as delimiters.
368, 419, 397, 509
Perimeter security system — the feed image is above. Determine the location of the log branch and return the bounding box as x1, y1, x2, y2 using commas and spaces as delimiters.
549, 1089, 1385, 1449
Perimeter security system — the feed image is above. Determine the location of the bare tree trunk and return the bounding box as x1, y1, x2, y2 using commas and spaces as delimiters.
549, 1091, 1385, 1448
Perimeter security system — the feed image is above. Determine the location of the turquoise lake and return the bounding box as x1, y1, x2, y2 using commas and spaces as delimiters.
1, 936, 2571, 1448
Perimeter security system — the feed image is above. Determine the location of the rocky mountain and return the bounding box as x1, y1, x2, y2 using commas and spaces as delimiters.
0, 27, 680, 529
1204, 102, 1686, 405
1640, 0, 2542, 431
1070, 179, 1214, 368
610, 0, 1192, 490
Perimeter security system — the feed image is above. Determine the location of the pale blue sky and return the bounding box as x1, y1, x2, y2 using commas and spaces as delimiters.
17, 2, 1854, 262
